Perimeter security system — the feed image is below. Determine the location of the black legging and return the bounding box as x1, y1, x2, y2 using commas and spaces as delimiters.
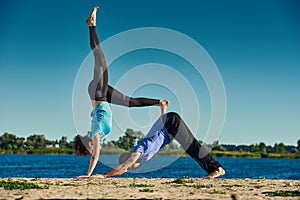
107, 85, 160, 107
88, 26, 161, 107
161, 112, 222, 174
88, 26, 108, 101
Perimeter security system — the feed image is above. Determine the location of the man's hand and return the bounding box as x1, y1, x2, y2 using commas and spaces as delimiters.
91, 174, 106, 178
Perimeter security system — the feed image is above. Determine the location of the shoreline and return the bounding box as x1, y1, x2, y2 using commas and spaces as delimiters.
1, 178, 299, 199
1, 150, 299, 159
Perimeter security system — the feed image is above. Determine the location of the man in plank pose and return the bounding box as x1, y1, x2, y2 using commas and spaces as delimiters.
93, 112, 225, 179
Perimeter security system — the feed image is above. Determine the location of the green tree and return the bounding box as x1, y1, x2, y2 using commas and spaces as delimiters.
7, 144, 13, 150
238, 147, 243, 152
113, 129, 144, 151
212, 140, 226, 151
0, 133, 15, 149
16, 137, 25, 150
297, 139, 300, 151
274, 143, 285, 153
59, 136, 68, 148
25, 134, 47, 149
214, 145, 227, 151
250, 144, 259, 152
290, 147, 298, 153
0, 132, 25, 150
258, 142, 267, 154
236, 145, 250, 152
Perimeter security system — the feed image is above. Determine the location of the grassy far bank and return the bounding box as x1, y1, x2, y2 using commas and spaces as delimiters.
1, 132, 300, 159
0, 148, 299, 159
210, 150, 300, 158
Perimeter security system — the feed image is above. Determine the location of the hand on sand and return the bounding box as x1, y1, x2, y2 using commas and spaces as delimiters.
203, 167, 225, 179
91, 174, 106, 178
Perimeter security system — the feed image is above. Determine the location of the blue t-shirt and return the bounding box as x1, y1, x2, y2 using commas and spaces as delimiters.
88, 101, 112, 143
132, 119, 172, 162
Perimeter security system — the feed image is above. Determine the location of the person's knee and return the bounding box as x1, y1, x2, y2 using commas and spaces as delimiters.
164, 112, 182, 130
167, 112, 181, 121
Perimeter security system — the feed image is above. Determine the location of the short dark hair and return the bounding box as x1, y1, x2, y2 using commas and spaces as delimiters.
73, 135, 90, 156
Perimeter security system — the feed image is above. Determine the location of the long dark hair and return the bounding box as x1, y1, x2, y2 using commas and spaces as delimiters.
73, 135, 90, 156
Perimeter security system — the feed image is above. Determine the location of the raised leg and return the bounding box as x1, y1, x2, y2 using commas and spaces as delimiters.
86, 6, 108, 101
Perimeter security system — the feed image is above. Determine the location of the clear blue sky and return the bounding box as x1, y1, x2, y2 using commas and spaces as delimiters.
0, 0, 299, 146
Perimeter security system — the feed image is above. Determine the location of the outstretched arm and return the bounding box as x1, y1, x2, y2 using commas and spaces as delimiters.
93, 152, 141, 178
77, 134, 101, 178
87, 134, 101, 176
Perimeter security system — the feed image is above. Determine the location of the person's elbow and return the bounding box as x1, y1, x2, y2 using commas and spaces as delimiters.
92, 148, 100, 160
92, 154, 99, 161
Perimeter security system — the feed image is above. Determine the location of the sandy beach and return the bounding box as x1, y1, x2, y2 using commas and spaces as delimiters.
0, 177, 299, 200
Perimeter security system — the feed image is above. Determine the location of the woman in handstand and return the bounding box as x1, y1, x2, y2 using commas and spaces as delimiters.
74, 6, 169, 178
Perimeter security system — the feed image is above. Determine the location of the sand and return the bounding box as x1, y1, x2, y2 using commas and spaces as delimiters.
0, 178, 299, 200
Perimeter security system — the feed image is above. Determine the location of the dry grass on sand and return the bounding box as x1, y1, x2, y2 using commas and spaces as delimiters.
0, 177, 299, 199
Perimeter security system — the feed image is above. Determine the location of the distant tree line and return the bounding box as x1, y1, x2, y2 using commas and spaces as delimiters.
0, 131, 299, 155
211, 141, 300, 154
0, 132, 72, 151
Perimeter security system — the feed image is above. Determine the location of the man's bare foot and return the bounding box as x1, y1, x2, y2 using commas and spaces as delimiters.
85, 6, 99, 26
159, 100, 170, 115
203, 167, 225, 179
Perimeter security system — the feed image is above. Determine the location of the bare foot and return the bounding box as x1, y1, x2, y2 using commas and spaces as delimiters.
85, 6, 99, 26
203, 167, 225, 179
159, 100, 170, 115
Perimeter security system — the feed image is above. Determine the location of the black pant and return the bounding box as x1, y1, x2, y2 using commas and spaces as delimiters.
88, 26, 161, 107
88, 26, 108, 101
161, 112, 222, 174
107, 85, 160, 107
